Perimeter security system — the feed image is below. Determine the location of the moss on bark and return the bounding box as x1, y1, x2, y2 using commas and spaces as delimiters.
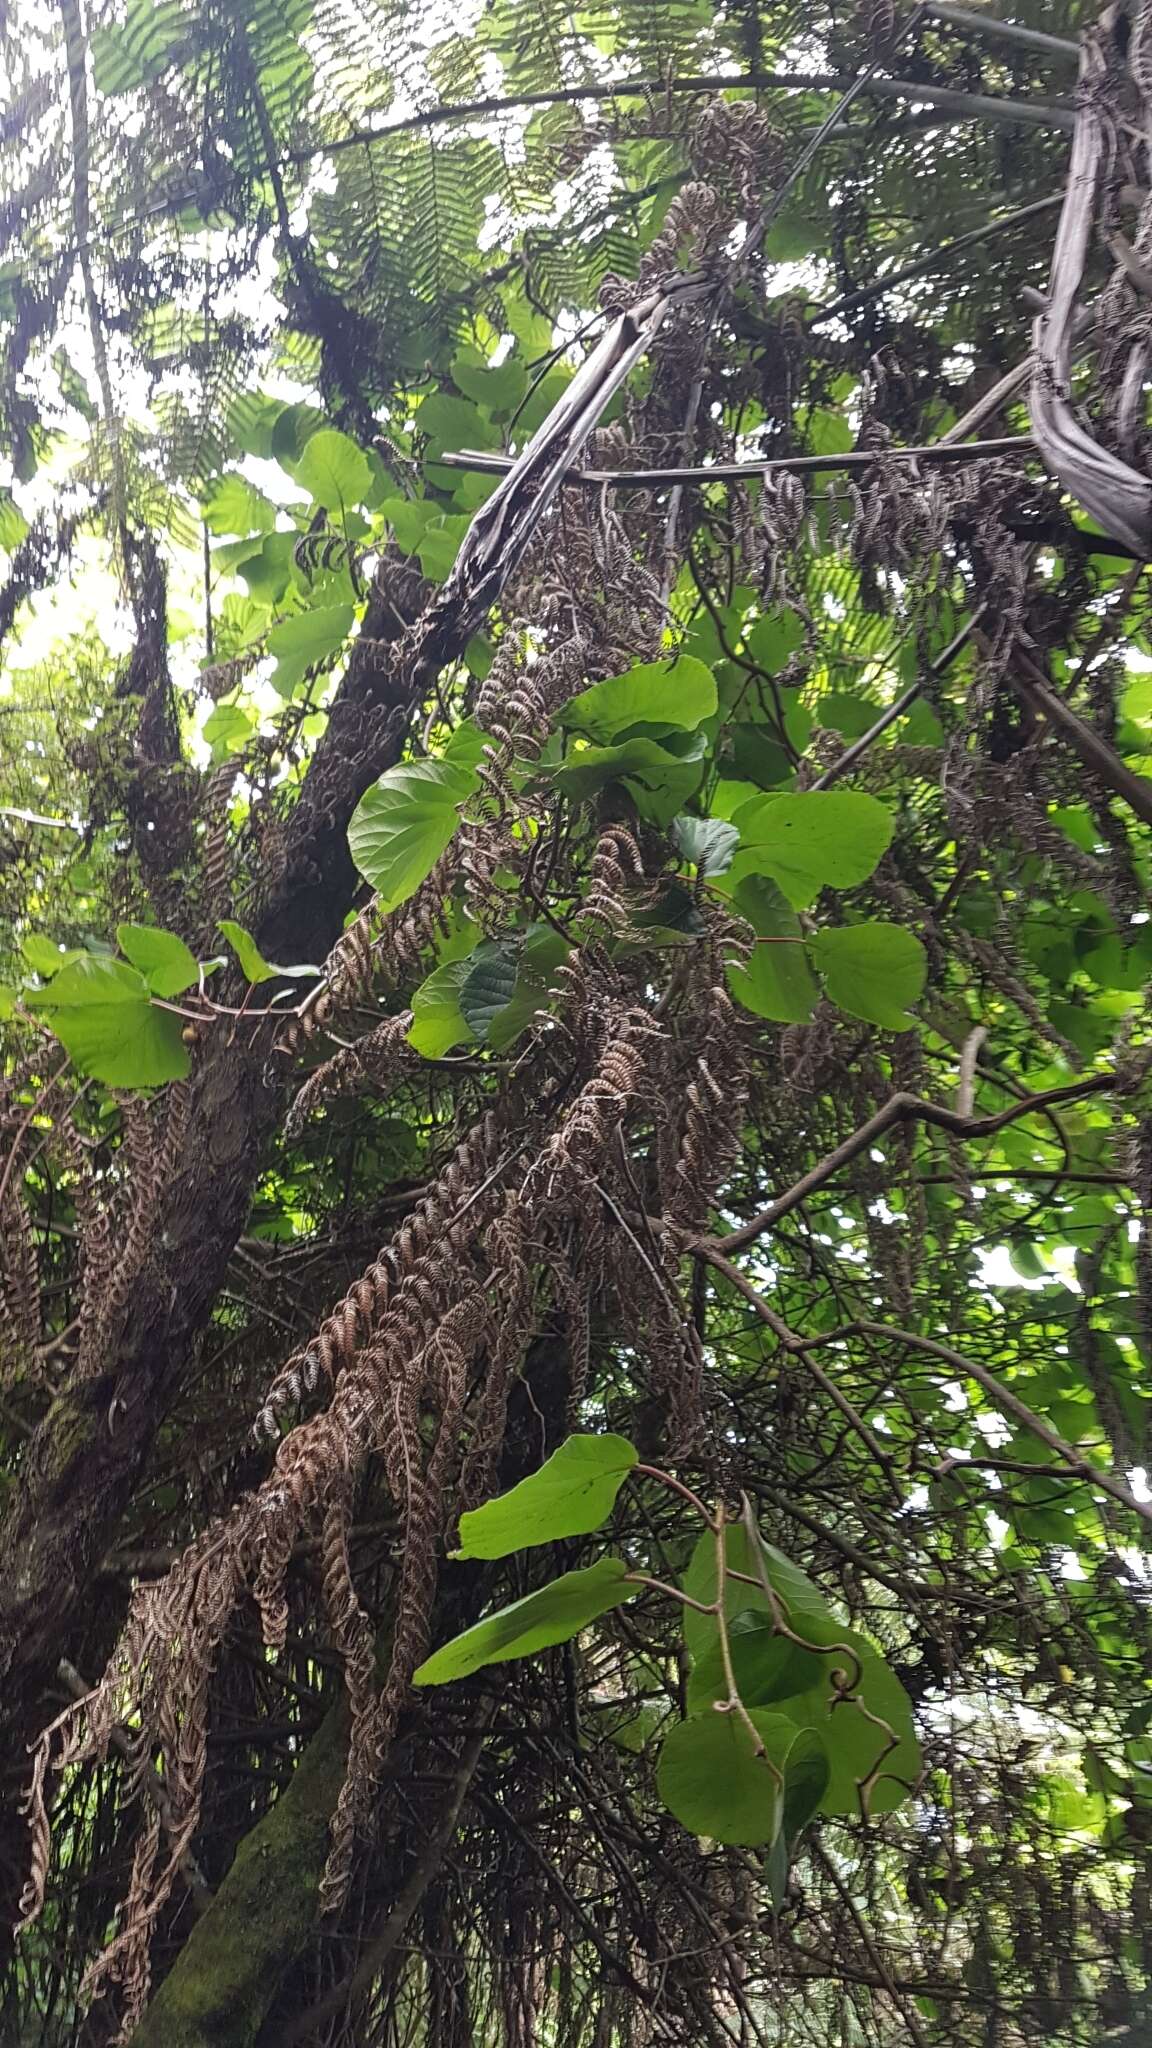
128, 1701, 349, 2048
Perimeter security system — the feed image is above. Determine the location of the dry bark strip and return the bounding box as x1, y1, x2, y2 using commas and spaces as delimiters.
1030, 7, 1152, 556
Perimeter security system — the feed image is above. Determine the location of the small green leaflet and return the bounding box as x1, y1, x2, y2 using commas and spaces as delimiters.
453, 1434, 639, 1560
348, 754, 480, 912
730, 791, 893, 909
268, 604, 354, 699
116, 924, 200, 998
0, 489, 29, 551
808, 923, 927, 1030
217, 921, 318, 985
23, 954, 189, 1087
89, 0, 190, 96
413, 1557, 637, 1684
294, 429, 372, 512
560, 656, 716, 743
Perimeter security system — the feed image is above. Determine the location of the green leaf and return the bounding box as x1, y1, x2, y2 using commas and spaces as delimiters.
237, 532, 296, 606
227, 390, 286, 460
415, 515, 470, 582
657, 1709, 817, 1847
681, 1524, 839, 1712
268, 604, 353, 699
560, 657, 716, 743
271, 402, 329, 474
20, 935, 82, 977
459, 940, 519, 1043
746, 611, 805, 674
116, 924, 200, 997
552, 735, 706, 815
407, 957, 476, 1057
202, 703, 253, 758
200, 473, 277, 538
672, 815, 739, 876
348, 754, 479, 912
217, 921, 318, 986
294, 429, 372, 512
413, 1557, 637, 1684
808, 923, 927, 1030
730, 792, 894, 909
0, 489, 29, 551
90, 0, 190, 94
24, 955, 189, 1087
452, 347, 528, 413
687, 1609, 828, 1714
776, 1628, 921, 1817
726, 876, 819, 1024
808, 408, 853, 456
415, 393, 501, 455
453, 1434, 639, 1560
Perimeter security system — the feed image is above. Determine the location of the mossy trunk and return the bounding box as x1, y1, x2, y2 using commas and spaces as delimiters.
128, 1701, 350, 2048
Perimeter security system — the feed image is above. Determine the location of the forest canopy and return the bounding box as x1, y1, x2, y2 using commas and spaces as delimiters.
2, 1, 1152, 2044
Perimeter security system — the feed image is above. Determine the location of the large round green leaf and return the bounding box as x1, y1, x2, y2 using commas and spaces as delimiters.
294, 429, 372, 511
726, 876, 819, 1023
24, 954, 189, 1088
776, 1627, 922, 1817
117, 923, 200, 998
348, 754, 479, 911
809, 922, 927, 1030
657, 1708, 813, 1846
560, 657, 716, 743
267, 604, 354, 699
730, 792, 894, 908
687, 1609, 828, 1714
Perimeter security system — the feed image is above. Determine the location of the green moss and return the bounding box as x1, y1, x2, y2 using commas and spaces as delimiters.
128, 1702, 349, 2048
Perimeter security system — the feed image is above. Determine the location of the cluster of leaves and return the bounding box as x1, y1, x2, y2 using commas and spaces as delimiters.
416, 1433, 920, 1891
4, 2, 1152, 2046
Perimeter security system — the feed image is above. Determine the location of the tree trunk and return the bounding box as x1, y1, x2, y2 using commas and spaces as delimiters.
128, 1700, 351, 2048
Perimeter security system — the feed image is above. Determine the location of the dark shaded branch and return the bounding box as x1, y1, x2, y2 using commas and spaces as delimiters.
810, 195, 1064, 327
1006, 641, 1152, 828
924, 4, 1079, 62
691, 1245, 1152, 1527
438, 434, 1037, 487
292, 72, 1073, 169
279, 1718, 490, 2045
707, 1075, 1118, 1253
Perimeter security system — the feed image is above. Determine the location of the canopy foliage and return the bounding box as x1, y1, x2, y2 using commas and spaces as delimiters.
2, 0, 1152, 2044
